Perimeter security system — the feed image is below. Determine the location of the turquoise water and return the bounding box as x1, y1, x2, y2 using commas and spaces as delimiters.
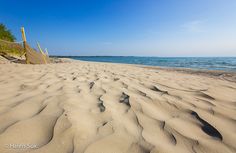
68, 56, 236, 72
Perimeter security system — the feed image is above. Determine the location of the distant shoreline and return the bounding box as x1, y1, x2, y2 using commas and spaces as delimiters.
51, 55, 236, 58
59, 57, 236, 83
51, 56, 236, 72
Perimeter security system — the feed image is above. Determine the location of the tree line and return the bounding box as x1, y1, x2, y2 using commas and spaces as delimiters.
0, 23, 16, 42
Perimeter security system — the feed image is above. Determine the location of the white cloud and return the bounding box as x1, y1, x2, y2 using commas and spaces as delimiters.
181, 20, 205, 32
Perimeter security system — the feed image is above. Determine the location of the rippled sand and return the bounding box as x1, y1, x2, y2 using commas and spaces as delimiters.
0, 60, 235, 153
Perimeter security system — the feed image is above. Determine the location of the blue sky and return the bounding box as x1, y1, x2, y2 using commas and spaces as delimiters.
0, 0, 236, 56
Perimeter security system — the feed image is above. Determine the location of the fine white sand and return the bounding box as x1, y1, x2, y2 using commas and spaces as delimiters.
0, 60, 235, 153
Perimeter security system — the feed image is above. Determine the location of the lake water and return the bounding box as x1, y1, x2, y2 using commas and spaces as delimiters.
68, 56, 236, 72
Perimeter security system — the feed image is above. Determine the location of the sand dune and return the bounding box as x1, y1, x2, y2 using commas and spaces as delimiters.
0, 60, 235, 153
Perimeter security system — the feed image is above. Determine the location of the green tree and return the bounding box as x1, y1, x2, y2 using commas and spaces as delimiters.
0, 24, 16, 42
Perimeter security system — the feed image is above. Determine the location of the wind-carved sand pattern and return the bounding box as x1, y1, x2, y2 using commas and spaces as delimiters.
0, 60, 236, 153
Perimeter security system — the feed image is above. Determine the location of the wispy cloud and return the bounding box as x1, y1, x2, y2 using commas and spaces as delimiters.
181, 20, 205, 32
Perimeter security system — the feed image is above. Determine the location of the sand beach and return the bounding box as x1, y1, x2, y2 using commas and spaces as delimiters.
0, 59, 235, 153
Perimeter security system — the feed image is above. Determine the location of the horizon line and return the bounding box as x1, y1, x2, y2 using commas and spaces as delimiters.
50, 55, 236, 58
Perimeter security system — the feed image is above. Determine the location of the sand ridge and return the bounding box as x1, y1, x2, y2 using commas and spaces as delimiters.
0, 60, 235, 153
